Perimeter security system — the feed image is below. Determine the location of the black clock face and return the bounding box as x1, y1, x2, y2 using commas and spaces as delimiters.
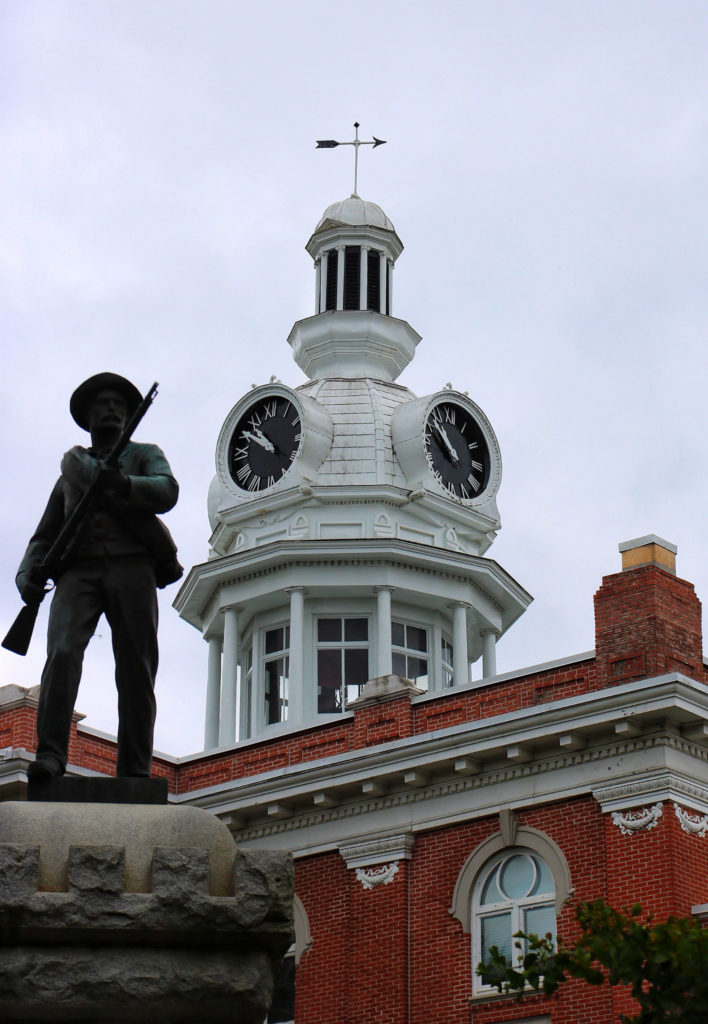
229, 396, 302, 492
424, 401, 491, 499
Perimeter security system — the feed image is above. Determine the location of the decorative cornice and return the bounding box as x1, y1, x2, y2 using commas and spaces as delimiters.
340, 833, 414, 869
594, 770, 708, 816
225, 730, 707, 847
611, 803, 663, 835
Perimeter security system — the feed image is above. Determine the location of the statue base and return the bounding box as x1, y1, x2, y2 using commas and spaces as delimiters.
27, 774, 169, 804
0, 801, 293, 1022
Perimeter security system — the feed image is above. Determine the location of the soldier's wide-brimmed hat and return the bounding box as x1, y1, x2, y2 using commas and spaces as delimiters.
70, 372, 142, 431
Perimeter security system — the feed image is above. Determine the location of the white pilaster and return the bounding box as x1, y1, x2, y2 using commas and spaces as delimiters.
315, 258, 322, 313
336, 246, 344, 310
360, 246, 368, 310
375, 586, 393, 677
219, 606, 240, 747
481, 628, 498, 679
387, 259, 393, 313
287, 588, 306, 725
452, 603, 469, 686
204, 634, 222, 749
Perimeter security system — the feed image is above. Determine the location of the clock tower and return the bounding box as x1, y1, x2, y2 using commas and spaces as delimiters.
174, 194, 531, 748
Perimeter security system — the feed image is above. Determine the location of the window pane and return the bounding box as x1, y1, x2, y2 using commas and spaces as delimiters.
481, 911, 512, 965
407, 625, 427, 652
441, 637, 453, 663
318, 649, 342, 713
392, 651, 406, 677
344, 617, 368, 642
532, 857, 554, 896
344, 648, 369, 686
407, 656, 428, 689
525, 904, 555, 942
318, 618, 341, 643
499, 854, 535, 899
481, 867, 502, 905
392, 621, 405, 647
265, 657, 288, 724
265, 627, 283, 655
345, 649, 369, 704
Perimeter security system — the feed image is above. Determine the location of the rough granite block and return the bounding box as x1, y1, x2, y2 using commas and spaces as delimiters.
0, 845, 39, 900
69, 845, 125, 895
152, 846, 209, 897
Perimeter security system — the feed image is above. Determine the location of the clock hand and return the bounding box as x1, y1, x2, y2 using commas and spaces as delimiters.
435, 423, 459, 464
242, 429, 275, 453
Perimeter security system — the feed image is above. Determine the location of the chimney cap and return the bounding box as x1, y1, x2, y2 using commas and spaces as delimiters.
618, 535, 676, 574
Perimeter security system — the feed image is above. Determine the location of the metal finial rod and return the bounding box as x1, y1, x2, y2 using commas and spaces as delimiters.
316, 121, 387, 197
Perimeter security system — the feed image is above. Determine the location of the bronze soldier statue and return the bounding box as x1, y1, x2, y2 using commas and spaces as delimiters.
15, 373, 182, 780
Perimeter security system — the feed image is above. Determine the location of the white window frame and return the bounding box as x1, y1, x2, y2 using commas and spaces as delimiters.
261, 621, 290, 728
441, 633, 454, 688
315, 614, 371, 713
471, 849, 556, 995
391, 617, 430, 691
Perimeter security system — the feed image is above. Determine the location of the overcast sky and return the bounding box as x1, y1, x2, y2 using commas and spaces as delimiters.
1, 0, 707, 756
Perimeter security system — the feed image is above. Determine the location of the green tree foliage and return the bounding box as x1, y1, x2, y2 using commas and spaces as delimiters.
477, 899, 708, 1023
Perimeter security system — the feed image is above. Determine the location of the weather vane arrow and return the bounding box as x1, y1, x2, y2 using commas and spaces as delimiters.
316, 122, 386, 197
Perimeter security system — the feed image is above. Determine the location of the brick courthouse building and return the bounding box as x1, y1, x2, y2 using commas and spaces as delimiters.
3, 195, 708, 1023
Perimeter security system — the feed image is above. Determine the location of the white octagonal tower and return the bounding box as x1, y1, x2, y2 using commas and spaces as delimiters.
175, 195, 531, 749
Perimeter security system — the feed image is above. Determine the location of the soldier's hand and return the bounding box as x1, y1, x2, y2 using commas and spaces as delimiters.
61, 447, 99, 490
16, 571, 46, 606
97, 461, 130, 497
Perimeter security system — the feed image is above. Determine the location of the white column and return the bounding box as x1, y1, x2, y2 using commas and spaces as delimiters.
360, 246, 368, 310
387, 259, 393, 313
452, 604, 469, 686
379, 252, 386, 314
319, 252, 328, 311
375, 586, 393, 677
336, 246, 344, 310
219, 606, 240, 747
481, 629, 498, 679
287, 588, 306, 724
204, 635, 222, 749
315, 258, 322, 313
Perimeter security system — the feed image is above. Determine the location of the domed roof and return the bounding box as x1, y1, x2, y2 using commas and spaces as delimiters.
297, 376, 411, 488
314, 195, 395, 233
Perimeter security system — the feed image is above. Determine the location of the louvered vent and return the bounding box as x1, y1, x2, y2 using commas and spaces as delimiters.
325, 249, 338, 311
367, 250, 380, 311
343, 246, 361, 310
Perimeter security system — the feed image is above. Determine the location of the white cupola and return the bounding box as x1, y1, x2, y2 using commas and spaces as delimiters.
288, 195, 420, 381
175, 191, 531, 752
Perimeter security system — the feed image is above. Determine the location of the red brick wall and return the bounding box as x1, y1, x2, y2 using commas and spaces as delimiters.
594, 565, 704, 687
292, 797, 620, 1024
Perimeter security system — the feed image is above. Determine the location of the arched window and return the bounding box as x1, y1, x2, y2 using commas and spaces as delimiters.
474, 849, 556, 988
449, 818, 571, 997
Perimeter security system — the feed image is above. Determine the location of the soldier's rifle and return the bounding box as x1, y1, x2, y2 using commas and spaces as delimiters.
1, 382, 159, 657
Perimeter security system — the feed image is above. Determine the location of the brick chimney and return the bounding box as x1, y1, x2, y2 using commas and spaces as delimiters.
594, 535, 703, 687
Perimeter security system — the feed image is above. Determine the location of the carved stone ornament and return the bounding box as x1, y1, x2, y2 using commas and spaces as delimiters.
355, 861, 400, 891
611, 803, 663, 836
673, 802, 708, 837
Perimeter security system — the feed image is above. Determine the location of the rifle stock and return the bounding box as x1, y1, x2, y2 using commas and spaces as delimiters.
2, 601, 41, 656
2, 381, 159, 657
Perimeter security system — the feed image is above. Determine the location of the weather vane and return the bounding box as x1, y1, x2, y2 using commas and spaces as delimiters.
316, 122, 386, 198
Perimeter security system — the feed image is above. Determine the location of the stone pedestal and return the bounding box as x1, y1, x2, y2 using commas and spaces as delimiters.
0, 802, 293, 1023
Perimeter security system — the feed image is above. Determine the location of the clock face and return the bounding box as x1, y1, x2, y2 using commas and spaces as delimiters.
424, 401, 491, 499
228, 395, 302, 492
